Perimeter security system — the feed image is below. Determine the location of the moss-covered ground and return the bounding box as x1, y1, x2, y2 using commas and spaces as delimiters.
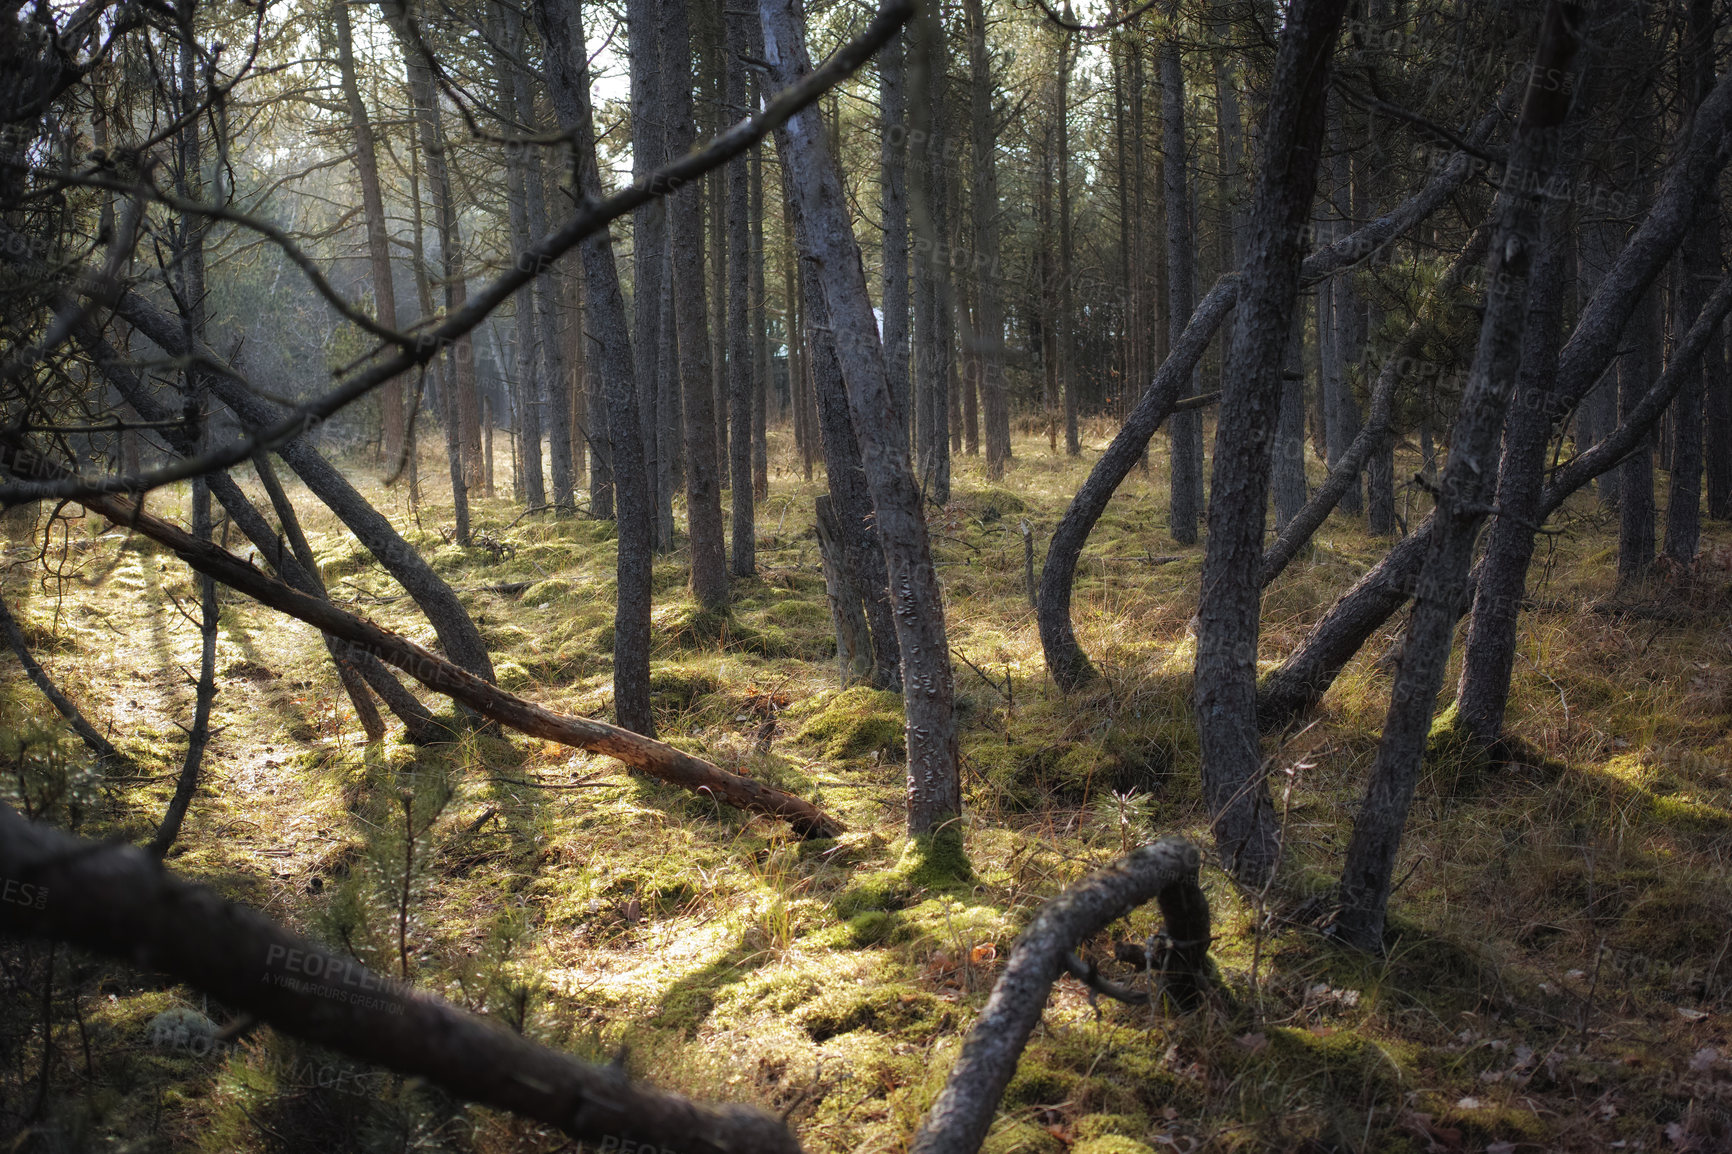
3, 423, 1731, 1152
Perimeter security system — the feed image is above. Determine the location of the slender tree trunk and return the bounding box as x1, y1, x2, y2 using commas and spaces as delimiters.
628, 0, 672, 549
495, 13, 546, 511
383, 0, 483, 494
1323, 95, 1364, 516
881, 30, 912, 447
1272, 322, 1307, 530
762, 0, 958, 837
1058, 28, 1079, 457
662, 0, 730, 611
727, 3, 755, 577
750, 48, 770, 500
1192, 0, 1350, 885
1163, 30, 1202, 544
1335, 1, 1587, 951
533, 0, 656, 735
333, 0, 404, 468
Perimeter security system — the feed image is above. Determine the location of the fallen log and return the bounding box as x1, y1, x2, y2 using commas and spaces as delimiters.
0, 802, 801, 1153
0, 440, 843, 838
910, 837, 1210, 1154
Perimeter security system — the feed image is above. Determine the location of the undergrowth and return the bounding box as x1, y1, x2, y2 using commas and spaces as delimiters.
2, 423, 1730, 1153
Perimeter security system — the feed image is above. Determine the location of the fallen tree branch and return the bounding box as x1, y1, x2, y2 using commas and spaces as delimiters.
0, 590, 130, 769
0, 802, 801, 1153
0, 440, 843, 838
910, 837, 1210, 1154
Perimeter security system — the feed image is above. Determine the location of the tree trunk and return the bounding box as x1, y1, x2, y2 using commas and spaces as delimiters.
382, 0, 482, 494
628, 0, 671, 550
1272, 323, 1307, 530
727, 0, 755, 578
1192, 0, 1349, 885
532, 0, 657, 736
663, 0, 730, 611
1058, 28, 1079, 458
762, 0, 959, 837
1451, 219, 1569, 751
965, 0, 1008, 479
496, 13, 547, 512
1163, 30, 1202, 544
333, 0, 404, 468
881, 29, 912, 446
1334, 0, 1586, 951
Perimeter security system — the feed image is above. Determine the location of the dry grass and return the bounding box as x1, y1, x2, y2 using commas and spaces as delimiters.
2, 421, 1731, 1153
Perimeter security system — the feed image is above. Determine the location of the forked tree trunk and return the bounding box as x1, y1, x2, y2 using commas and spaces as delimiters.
1452, 217, 1570, 750
1334, 0, 1587, 951
762, 0, 958, 837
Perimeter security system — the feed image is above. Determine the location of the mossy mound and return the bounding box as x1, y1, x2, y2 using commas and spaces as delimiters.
1423, 702, 1492, 794
648, 664, 722, 711
795, 686, 905, 761
982, 1122, 1063, 1154
797, 984, 954, 1042
1072, 1138, 1156, 1154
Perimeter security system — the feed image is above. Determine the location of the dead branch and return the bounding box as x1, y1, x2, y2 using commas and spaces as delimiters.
0, 439, 843, 839
0, 802, 801, 1153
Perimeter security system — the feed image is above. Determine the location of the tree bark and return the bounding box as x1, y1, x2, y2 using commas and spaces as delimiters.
1163, 29, 1203, 544
1451, 218, 1570, 751
532, 0, 657, 736
762, 0, 956, 837
909, 839, 1209, 1154
727, 0, 755, 578
382, 0, 483, 494
965, 0, 1009, 479
1334, 0, 1587, 951
881, 30, 912, 446
333, 0, 404, 468
1192, 0, 1350, 884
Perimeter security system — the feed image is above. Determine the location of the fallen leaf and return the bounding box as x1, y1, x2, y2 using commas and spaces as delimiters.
970, 943, 997, 965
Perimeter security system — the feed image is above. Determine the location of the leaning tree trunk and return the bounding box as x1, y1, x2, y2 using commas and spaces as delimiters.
761, 0, 957, 837
1451, 217, 1570, 751
1334, 0, 1587, 951
1192, 0, 1350, 885
532, 0, 657, 736
1256, 52, 1732, 730
881, 30, 912, 445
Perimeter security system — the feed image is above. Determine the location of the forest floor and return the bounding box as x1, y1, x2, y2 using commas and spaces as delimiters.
4, 424, 1732, 1154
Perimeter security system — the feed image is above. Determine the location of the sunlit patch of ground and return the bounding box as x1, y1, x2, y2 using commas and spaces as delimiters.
4, 422, 1732, 1152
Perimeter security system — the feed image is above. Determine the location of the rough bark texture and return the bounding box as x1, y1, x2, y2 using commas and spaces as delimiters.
0, 802, 805, 1152
908, 838, 1209, 1154
1334, 1, 1586, 951
1452, 221, 1569, 750
761, 0, 956, 837
964, 0, 1009, 480
1193, 0, 1349, 885
532, 0, 656, 736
